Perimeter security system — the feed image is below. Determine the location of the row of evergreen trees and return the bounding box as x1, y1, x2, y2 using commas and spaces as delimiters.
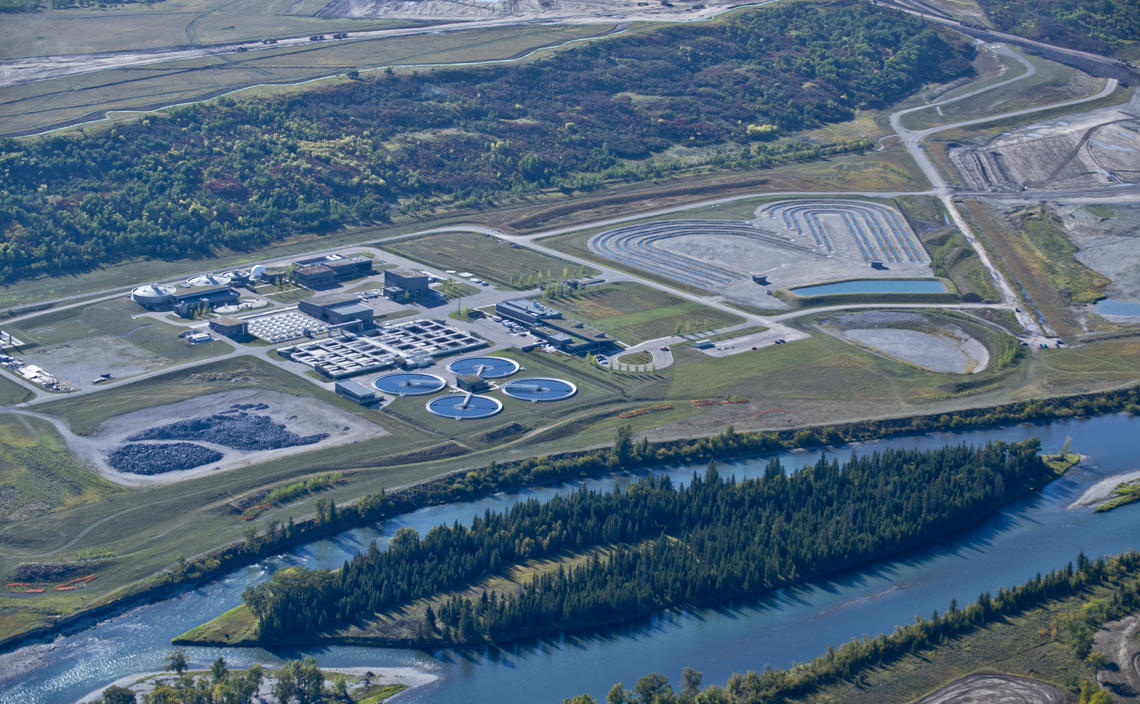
243, 439, 1052, 644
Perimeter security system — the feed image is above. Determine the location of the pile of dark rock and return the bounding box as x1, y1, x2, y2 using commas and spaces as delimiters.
107, 443, 223, 475
127, 405, 327, 451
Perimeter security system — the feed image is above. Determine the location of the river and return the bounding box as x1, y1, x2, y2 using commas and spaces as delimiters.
2, 413, 1139, 703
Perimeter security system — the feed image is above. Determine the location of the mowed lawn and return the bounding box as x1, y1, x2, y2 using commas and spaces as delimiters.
550, 282, 743, 344
382, 232, 595, 288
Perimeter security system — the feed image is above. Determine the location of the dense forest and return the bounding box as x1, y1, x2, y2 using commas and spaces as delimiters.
0, 1, 973, 284
572, 550, 1140, 704
242, 440, 1052, 644
977, 0, 1140, 53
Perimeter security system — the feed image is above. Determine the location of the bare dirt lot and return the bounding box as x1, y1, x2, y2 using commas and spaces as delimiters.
820, 311, 990, 374
1054, 203, 1140, 303
914, 673, 1068, 704
951, 91, 1140, 192
62, 389, 383, 487
1094, 613, 1140, 701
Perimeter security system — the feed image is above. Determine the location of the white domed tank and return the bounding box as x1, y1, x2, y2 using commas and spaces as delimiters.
249, 264, 268, 282
186, 272, 233, 287
131, 284, 176, 309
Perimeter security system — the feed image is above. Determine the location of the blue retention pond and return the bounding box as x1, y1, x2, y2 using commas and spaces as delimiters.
791, 278, 947, 296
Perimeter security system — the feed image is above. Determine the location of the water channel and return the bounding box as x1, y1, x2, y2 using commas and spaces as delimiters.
791, 279, 948, 296
2, 413, 1139, 704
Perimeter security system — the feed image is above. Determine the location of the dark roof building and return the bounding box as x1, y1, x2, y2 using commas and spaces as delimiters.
384, 268, 431, 299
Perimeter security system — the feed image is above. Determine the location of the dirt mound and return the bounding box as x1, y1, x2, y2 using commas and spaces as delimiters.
107, 443, 223, 475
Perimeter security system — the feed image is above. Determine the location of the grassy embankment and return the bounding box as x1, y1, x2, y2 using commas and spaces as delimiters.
898, 195, 999, 302
786, 575, 1115, 704
380, 231, 598, 289
957, 201, 1108, 339
900, 50, 1097, 132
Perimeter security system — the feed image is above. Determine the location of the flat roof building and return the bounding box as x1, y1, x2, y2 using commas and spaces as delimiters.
496, 298, 563, 326
171, 286, 241, 318
335, 379, 378, 404
384, 268, 431, 299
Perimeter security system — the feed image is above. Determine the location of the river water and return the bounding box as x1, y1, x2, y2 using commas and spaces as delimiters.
3, 414, 1139, 704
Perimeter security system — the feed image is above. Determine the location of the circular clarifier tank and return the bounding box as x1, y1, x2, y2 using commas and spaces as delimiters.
373, 372, 446, 396
446, 356, 520, 379
502, 377, 577, 402
426, 393, 503, 420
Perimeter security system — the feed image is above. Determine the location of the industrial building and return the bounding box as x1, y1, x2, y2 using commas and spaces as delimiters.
494, 297, 610, 354
280, 336, 398, 378
246, 311, 328, 343
335, 379, 379, 404
496, 298, 563, 326
292, 254, 374, 287
171, 286, 242, 318
384, 268, 431, 300
298, 299, 375, 326
208, 318, 249, 339
279, 318, 485, 378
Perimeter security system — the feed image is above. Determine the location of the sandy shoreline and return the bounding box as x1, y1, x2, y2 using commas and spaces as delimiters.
1069, 465, 1140, 509
75, 665, 438, 703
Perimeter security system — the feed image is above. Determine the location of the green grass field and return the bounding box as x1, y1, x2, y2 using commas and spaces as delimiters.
546, 282, 743, 344
0, 375, 33, 405
8, 297, 233, 374
0, 413, 120, 523
381, 231, 596, 289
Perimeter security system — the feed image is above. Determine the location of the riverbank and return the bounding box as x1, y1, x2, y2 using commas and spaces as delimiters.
75, 665, 436, 704
1069, 467, 1140, 509
4, 384, 1139, 655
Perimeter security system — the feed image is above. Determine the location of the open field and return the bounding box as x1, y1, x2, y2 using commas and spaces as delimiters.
547, 282, 744, 344
0, 23, 616, 136
6, 297, 233, 390
381, 231, 595, 289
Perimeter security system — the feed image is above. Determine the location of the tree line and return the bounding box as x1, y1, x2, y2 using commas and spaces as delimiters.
242, 439, 1052, 644
569, 549, 1140, 704
0, 1, 973, 284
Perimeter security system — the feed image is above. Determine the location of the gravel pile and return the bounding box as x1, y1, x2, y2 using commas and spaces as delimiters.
107, 443, 223, 475
127, 406, 328, 451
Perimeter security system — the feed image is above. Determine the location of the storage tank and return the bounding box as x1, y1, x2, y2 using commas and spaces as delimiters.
130, 284, 176, 309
